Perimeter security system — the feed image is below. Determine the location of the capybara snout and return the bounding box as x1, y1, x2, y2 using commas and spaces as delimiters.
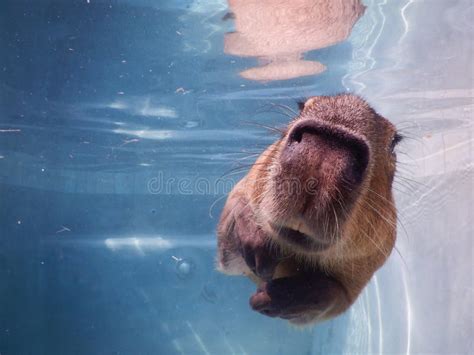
282, 118, 370, 201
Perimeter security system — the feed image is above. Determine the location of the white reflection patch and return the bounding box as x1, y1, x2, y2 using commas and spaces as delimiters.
105, 237, 173, 252
107, 97, 178, 118
114, 128, 174, 140
102, 235, 215, 253
109, 101, 127, 110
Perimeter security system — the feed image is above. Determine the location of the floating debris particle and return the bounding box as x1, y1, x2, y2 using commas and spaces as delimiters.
120, 138, 139, 147
175, 87, 191, 94
56, 226, 71, 234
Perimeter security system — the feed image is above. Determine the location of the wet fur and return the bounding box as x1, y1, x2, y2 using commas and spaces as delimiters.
217, 94, 398, 325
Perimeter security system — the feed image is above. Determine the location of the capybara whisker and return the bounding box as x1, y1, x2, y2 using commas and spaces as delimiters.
240, 120, 285, 135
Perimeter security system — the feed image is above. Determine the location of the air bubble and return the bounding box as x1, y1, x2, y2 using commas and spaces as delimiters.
175, 259, 194, 279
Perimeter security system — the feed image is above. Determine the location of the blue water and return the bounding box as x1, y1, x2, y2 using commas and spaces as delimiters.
1, 0, 472, 354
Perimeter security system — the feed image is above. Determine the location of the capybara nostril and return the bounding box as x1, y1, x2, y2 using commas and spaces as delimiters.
342, 148, 369, 188
287, 120, 370, 187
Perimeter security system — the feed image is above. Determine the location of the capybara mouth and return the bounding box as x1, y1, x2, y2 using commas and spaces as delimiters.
269, 223, 332, 252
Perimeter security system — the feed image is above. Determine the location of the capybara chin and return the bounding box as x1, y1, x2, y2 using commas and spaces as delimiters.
216, 94, 401, 325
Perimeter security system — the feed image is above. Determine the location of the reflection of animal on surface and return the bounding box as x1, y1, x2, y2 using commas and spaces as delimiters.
217, 94, 401, 325
224, 0, 366, 81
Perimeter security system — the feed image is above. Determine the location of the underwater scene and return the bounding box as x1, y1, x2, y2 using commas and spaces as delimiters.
0, 0, 472, 354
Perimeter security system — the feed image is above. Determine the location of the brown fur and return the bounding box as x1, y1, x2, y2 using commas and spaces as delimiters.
217, 94, 399, 325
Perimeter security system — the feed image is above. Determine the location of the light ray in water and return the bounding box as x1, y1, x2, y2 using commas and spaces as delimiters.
373, 275, 384, 354
402, 265, 412, 355
186, 320, 211, 355
365, 289, 372, 354
399, 0, 417, 44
